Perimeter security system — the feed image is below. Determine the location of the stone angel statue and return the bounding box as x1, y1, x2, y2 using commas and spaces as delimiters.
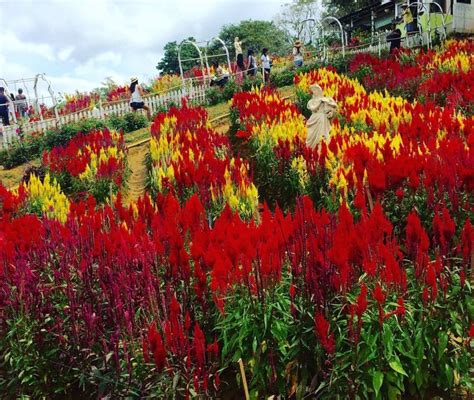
306, 84, 338, 149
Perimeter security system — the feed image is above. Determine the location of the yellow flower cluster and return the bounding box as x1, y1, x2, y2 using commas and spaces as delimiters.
291, 155, 310, 191
149, 116, 181, 191
149, 114, 259, 218
79, 144, 125, 182
20, 174, 70, 224
427, 40, 474, 73
151, 74, 183, 93
219, 160, 259, 219
252, 111, 306, 149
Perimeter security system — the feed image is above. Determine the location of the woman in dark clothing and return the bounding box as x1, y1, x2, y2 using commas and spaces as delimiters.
236, 53, 245, 85
387, 24, 402, 53
0, 87, 11, 126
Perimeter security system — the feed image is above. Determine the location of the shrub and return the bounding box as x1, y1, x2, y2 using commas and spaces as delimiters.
271, 68, 295, 88
107, 112, 148, 133
205, 87, 222, 106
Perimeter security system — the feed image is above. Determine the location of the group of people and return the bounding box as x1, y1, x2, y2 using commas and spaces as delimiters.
209, 37, 275, 87
386, 3, 417, 53
0, 87, 28, 126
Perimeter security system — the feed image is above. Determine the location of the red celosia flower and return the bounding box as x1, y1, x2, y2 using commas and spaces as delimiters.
314, 312, 335, 354
372, 283, 386, 305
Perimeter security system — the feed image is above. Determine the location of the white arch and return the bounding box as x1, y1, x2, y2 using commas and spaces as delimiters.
301, 18, 327, 60
409, 1, 431, 49
320, 16, 346, 58
205, 37, 232, 80
177, 39, 206, 86
33, 74, 58, 121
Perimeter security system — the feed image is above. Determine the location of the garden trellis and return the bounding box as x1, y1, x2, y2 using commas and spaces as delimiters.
178, 36, 233, 85
204, 36, 232, 78
301, 16, 346, 60
0, 74, 59, 124
178, 39, 207, 86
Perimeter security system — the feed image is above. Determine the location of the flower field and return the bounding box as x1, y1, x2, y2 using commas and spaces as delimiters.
0, 40, 473, 399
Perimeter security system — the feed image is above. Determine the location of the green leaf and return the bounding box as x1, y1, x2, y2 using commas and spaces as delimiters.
373, 371, 384, 397
389, 360, 408, 377
438, 332, 448, 360
444, 364, 453, 387
383, 326, 394, 358
388, 384, 401, 400
415, 368, 423, 389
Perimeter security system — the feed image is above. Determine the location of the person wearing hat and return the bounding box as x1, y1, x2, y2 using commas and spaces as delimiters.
129, 77, 150, 119
401, 4, 415, 34
293, 40, 304, 68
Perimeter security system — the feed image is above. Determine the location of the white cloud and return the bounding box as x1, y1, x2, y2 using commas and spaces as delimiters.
58, 46, 75, 62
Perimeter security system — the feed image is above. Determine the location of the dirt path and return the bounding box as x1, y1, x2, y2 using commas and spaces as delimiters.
0, 159, 40, 189
123, 143, 149, 205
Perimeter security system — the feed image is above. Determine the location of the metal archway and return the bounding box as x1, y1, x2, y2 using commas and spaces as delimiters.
425, 1, 447, 41
204, 36, 232, 80
178, 39, 206, 85
33, 73, 59, 121
0, 74, 58, 124
320, 16, 346, 58
408, 1, 431, 49
301, 18, 327, 60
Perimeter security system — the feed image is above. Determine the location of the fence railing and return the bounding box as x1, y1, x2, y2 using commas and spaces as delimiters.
0, 84, 207, 148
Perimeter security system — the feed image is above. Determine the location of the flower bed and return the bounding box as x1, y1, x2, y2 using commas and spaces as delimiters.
42, 128, 127, 203
349, 39, 474, 114
148, 102, 258, 220
0, 41, 473, 400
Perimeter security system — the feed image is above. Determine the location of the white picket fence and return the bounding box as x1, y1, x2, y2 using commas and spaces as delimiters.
0, 84, 207, 148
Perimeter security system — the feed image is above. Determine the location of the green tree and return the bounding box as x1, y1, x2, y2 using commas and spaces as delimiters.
323, 0, 374, 17
216, 20, 289, 58
275, 0, 322, 42
156, 37, 203, 75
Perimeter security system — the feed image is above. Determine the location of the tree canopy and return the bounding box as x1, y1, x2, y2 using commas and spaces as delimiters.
275, 0, 321, 43
322, 0, 375, 17
216, 20, 289, 58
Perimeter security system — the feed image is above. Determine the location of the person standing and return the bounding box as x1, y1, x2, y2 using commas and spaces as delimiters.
236, 53, 245, 85
234, 37, 243, 58
247, 49, 257, 78
401, 4, 415, 34
129, 77, 151, 120
293, 40, 304, 67
261, 48, 272, 83
15, 88, 28, 118
387, 24, 402, 53
0, 87, 10, 126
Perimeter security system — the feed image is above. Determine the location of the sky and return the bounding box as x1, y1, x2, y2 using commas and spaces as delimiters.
0, 0, 284, 99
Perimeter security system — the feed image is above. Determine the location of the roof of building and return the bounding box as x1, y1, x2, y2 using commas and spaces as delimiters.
337, 1, 397, 25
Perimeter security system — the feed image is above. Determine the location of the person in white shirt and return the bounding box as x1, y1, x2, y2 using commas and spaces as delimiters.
129, 77, 150, 120
293, 40, 304, 68
261, 48, 271, 83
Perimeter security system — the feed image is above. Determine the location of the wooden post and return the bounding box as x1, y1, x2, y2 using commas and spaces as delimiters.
238, 359, 250, 400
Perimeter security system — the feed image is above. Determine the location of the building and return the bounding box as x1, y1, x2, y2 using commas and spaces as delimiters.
336, 0, 473, 41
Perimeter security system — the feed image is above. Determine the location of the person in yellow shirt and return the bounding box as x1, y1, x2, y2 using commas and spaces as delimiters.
401, 4, 415, 34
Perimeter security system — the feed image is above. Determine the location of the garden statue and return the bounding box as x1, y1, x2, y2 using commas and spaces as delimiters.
306, 84, 338, 149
